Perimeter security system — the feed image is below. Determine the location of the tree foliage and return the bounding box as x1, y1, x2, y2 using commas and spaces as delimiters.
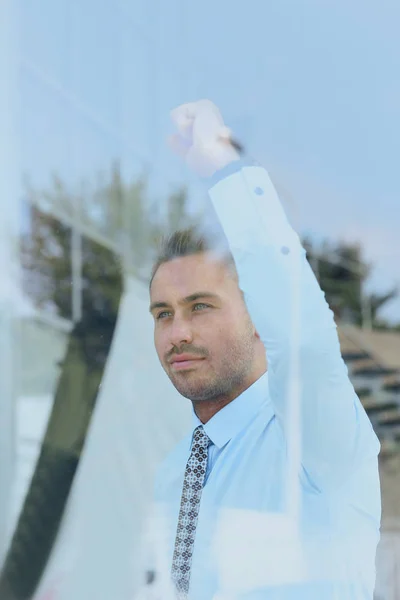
20, 163, 200, 320
20, 164, 397, 329
303, 237, 398, 327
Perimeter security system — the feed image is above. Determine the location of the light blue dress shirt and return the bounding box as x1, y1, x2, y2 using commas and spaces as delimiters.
149, 162, 381, 600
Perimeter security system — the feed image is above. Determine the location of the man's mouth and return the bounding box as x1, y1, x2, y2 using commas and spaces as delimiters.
170, 356, 206, 370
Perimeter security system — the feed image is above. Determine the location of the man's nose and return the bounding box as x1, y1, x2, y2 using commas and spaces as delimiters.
169, 316, 194, 347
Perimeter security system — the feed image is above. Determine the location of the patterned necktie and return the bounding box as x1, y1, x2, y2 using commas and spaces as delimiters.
171, 425, 211, 598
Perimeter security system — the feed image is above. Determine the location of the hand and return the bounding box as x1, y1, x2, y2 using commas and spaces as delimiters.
169, 99, 240, 177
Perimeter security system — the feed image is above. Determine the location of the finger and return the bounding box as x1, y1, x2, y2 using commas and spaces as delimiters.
170, 103, 197, 140
170, 100, 222, 139
196, 99, 224, 122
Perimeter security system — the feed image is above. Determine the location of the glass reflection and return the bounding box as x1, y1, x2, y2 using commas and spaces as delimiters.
1, 1, 400, 599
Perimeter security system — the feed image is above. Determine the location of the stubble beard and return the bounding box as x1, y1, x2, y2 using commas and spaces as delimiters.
169, 338, 255, 404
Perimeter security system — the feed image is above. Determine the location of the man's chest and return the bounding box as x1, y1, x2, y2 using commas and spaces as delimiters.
161, 417, 314, 517
156, 422, 331, 570
150, 423, 374, 599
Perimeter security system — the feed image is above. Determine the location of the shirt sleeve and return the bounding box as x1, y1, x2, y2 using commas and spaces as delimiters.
208, 164, 380, 491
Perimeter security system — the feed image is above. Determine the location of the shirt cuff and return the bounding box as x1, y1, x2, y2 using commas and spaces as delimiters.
207, 158, 259, 188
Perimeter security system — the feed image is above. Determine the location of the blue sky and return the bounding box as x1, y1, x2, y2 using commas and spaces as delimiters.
19, 0, 400, 322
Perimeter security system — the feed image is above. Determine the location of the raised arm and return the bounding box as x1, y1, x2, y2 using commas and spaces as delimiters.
170, 100, 379, 492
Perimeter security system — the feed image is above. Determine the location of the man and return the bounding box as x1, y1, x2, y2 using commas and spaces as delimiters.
143, 100, 381, 600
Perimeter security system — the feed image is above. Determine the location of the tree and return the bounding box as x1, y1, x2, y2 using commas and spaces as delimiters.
303, 237, 398, 327
21, 172, 398, 329
20, 162, 201, 317
5, 165, 200, 600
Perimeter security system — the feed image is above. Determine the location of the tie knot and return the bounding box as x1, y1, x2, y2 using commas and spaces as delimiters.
192, 425, 210, 450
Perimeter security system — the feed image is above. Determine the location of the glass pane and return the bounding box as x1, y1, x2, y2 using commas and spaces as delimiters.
1, 1, 400, 599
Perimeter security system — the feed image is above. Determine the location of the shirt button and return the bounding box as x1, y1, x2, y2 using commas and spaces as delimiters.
281, 246, 290, 255
254, 186, 264, 195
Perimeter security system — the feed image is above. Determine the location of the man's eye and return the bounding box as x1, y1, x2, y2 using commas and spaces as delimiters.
156, 311, 171, 320
156, 304, 210, 320
193, 303, 210, 311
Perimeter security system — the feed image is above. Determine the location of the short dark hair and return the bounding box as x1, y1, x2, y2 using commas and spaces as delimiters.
149, 226, 237, 290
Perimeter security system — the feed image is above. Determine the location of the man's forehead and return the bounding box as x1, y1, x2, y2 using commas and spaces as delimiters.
149, 255, 229, 305
154, 254, 225, 285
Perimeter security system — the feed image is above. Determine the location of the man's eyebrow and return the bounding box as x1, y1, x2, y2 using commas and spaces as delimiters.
149, 292, 220, 313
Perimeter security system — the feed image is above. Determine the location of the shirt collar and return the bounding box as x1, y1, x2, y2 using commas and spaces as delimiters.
191, 371, 270, 449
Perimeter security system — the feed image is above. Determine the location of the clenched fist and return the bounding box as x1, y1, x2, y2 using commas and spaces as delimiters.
169, 99, 240, 177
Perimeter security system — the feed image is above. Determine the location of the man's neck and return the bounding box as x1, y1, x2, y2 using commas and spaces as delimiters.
193, 367, 267, 424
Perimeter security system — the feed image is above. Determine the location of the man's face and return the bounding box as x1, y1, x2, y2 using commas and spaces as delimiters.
149, 252, 258, 403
